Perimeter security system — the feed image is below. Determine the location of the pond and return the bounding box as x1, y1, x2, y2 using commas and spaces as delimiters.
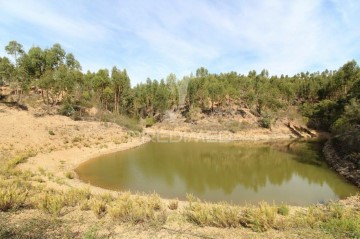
75, 139, 359, 205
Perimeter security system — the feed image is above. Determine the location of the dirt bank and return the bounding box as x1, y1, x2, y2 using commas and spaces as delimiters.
323, 139, 360, 188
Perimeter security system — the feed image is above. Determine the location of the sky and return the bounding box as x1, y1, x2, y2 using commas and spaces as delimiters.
0, 0, 360, 85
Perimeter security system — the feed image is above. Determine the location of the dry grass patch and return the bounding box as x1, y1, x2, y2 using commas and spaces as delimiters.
109, 192, 167, 226
0, 183, 28, 211
240, 202, 278, 232
168, 199, 179, 210
184, 196, 240, 228
4, 150, 37, 170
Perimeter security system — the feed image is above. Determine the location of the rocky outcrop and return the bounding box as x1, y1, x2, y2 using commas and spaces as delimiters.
323, 139, 360, 188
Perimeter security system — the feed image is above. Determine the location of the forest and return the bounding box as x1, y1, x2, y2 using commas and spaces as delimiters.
0, 40, 359, 162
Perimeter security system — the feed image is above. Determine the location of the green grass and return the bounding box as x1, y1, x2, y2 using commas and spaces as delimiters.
277, 204, 290, 216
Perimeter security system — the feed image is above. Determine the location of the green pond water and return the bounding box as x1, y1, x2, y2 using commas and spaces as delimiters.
75, 139, 359, 205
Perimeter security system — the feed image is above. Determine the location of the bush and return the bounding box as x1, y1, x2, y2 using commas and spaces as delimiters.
184, 196, 240, 228
0, 184, 27, 211
59, 97, 75, 116
89, 197, 107, 219
185, 107, 201, 122
65, 171, 75, 179
277, 204, 289, 216
109, 193, 166, 225
240, 202, 277, 232
258, 117, 272, 129
64, 188, 91, 207
37, 192, 65, 216
99, 112, 142, 132
168, 200, 178, 210
145, 117, 156, 127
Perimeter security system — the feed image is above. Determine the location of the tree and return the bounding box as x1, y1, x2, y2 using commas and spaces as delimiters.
45, 43, 65, 70
5, 40, 24, 66
0, 57, 14, 85
207, 76, 223, 112
111, 67, 131, 114
66, 53, 81, 70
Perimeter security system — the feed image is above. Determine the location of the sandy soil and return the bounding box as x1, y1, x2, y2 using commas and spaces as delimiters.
0, 104, 149, 193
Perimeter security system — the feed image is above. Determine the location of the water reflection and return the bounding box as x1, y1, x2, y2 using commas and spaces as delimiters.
76, 140, 359, 205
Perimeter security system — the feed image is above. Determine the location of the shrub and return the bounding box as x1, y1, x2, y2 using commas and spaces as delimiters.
184, 196, 240, 228
109, 193, 166, 225
89, 197, 107, 219
64, 188, 91, 207
145, 117, 156, 127
277, 204, 290, 216
65, 171, 75, 179
0, 184, 27, 211
37, 191, 65, 216
168, 200, 178, 210
258, 117, 272, 129
322, 217, 360, 238
239, 202, 277, 232
59, 97, 75, 116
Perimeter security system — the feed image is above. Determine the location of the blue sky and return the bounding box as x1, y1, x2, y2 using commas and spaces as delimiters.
0, 0, 359, 85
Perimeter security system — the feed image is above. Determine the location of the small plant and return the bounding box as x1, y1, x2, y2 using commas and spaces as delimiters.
65, 171, 75, 179
48, 130, 55, 136
38, 167, 46, 175
258, 117, 272, 129
64, 188, 91, 207
83, 226, 102, 239
145, 117, 156, 127
6, 150, 36, 170
109, 193, 167, 225
0, 184, 27, 211
239, 202, 277, 232
89, 197, 107, 219
168, 200, 179, 210
72, 136, 82, 143
37, 191, 65, 216
277, 204, 290, 216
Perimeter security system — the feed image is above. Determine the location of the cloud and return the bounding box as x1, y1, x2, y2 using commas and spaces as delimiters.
0, 0, 359, 83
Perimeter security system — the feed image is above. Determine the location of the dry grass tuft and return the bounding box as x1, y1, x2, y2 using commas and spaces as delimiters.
168, 200, 179, 210
109, 192, 167, 225
0, 183, 28, 211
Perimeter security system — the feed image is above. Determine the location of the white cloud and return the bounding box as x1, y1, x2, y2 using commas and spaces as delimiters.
1, 0, 359, 82
0, 0, 108, 42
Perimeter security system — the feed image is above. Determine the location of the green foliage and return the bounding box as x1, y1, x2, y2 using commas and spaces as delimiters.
145, 116, 155, 127
59, 97, 75, 116
258, 116, 272, 129
302, 100, 341, 130
277, 204, 290, 216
